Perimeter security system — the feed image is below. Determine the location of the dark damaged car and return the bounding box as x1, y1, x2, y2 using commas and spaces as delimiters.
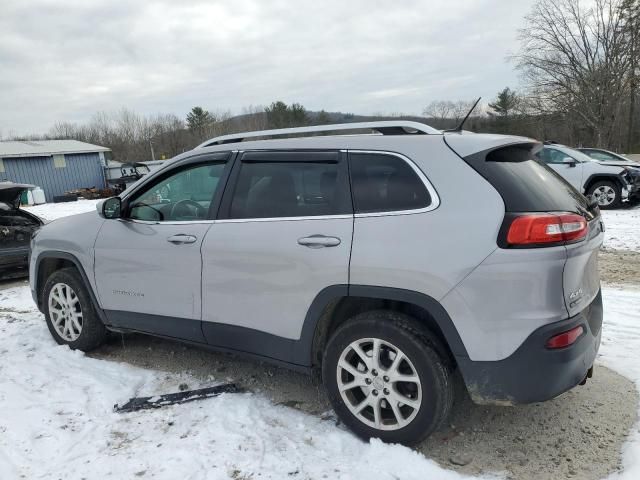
0, 182, 43, 277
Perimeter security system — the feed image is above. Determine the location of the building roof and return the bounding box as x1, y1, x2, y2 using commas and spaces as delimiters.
0, 139, 110, 158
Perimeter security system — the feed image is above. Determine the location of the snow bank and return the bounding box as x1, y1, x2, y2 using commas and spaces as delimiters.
0, 285, 476, 480
601, 206, 640, 252
598, 287, 640, 480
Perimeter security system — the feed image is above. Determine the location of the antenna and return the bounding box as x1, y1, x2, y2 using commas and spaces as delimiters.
444, 97, 481, 133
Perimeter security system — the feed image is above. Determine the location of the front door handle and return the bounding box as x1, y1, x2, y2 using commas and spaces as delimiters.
167, 234, 197, 244
297, 235, 341, 248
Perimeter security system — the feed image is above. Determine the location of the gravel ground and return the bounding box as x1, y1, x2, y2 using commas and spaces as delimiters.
599, 249, 640, 285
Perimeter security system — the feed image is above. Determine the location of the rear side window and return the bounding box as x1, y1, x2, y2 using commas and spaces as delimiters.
349, 153, 431, 214
464, 145, 595, 217
228, 152, 350, 219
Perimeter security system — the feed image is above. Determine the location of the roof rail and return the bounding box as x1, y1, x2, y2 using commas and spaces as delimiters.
196, 121, 441, 148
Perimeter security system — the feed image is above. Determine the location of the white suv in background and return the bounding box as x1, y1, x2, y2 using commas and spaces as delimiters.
536, 144, 640, 209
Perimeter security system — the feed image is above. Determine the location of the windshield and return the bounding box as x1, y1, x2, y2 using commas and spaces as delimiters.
583, 150, 630, 163
558, 146, 598, 163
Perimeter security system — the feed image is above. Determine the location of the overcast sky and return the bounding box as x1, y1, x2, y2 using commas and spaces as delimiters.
0, 0, 534, 137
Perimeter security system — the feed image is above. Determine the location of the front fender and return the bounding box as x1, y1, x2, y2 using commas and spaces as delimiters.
29, 211, 105, 309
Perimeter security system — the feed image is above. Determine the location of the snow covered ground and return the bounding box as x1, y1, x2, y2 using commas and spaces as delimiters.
600, 205, 640, 252
0, 284, 474, 480
0, 284, 638, 479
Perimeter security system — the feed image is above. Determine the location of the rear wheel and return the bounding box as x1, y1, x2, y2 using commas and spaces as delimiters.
322, 311, 453, 445
587, 180, 621, 209
43, 268, 107, 351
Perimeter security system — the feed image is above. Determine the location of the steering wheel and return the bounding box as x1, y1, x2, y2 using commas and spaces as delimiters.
170, 199, 207, 219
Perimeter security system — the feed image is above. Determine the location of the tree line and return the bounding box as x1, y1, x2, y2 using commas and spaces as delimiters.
5, 0, 639, 161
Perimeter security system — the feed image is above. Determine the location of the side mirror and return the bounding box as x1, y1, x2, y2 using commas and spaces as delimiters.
562, 157, 577, 168
98, 197, 122, 219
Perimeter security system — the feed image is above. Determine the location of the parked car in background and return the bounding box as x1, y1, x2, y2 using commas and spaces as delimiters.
578, 148, 640, 167
536, 144, 640, 209
106, 162, 152, 195
30, 122, 604, 445
1, 182, 43, 277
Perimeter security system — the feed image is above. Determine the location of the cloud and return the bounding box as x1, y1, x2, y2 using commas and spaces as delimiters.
0, 0, 534, 136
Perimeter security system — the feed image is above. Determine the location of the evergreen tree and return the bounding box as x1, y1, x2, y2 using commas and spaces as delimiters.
186, 107, 214, 133
265, 101, 309, 128
488, 88, 520, 117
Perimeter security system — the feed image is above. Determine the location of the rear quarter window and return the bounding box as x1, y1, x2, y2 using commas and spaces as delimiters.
349, 152, 431, 214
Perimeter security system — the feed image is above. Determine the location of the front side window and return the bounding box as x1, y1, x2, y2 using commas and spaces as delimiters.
229, 159, 347, 219
128, 163, 225, 221
536, 148, 571, 165
349, 152, 431, 214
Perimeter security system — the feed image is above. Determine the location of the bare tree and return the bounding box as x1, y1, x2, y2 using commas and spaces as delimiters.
515, 0, 632, 147
621, 0, 640, 150
450, 100, 478, 123
422, 101, 453, 122
237, 105, 267, 132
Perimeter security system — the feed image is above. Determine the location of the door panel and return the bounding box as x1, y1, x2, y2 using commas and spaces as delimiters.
201, 149, 353, 344
93, 156, 231, 341
549, 163, 583, 190
94, 220, 212, 321
201, 217, 352, 340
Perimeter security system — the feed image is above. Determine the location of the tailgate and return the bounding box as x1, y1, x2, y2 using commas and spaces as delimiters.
563, 217, 604, 317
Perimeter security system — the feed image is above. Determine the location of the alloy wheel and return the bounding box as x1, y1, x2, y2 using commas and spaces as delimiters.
591, 185, 616, 206
48, 282, 83, 342
336, 338, 422, 431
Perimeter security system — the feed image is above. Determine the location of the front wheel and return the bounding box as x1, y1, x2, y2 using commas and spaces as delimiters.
322, 311, 453, 445
43, 268, 107, 351
587, 180, 622, 209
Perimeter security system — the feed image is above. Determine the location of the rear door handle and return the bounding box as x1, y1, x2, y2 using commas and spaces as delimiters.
297, 235, 341, 248
167, 234, 197, 244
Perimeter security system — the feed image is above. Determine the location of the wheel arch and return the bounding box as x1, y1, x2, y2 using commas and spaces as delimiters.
303, 285, 468, 369
34, 251, 107, 324
583, 173, 624, 194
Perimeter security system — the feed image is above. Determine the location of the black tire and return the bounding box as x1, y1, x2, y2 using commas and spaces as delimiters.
322, 311, 454, 445
42, 267, 107, 351
586, 180, 622, 209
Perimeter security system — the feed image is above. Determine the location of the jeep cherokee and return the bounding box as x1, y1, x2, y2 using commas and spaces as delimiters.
30, 122, 604, 445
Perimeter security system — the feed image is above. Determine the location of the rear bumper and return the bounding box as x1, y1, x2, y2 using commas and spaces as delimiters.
457, 289, 603, 405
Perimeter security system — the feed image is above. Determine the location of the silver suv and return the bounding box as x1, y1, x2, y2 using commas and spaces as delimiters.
29, 122, 604, 445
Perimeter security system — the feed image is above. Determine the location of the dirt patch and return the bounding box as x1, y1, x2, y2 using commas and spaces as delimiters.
92, 333, 638, 480
599, 249, 640, 285
423, 368, 638, 479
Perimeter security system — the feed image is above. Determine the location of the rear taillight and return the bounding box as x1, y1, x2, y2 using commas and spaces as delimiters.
546, 325, 584, 349
505, 213, 588, 247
